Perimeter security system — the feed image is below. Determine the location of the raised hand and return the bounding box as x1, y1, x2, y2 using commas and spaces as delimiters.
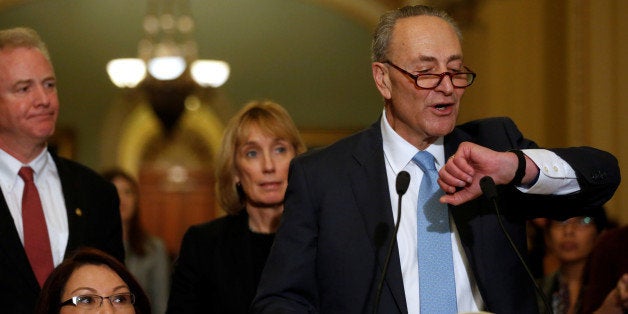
437, 142, 537, 205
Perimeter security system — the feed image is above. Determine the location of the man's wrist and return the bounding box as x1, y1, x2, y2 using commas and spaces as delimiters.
508, 149, 526, 186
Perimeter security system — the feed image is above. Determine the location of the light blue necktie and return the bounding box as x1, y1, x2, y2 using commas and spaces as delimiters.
413, 151, 457, 313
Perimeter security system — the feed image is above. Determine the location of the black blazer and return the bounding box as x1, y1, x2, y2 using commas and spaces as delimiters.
168, 211, 272, 314
0, 151, 124, 313
252, 117, 620, 314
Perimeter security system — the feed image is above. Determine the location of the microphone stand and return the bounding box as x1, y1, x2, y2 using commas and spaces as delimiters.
373, 171, 410, 314
480, 176, 553, 314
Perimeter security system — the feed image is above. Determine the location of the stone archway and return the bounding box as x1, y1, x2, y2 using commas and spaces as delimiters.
104, 91, 229, 256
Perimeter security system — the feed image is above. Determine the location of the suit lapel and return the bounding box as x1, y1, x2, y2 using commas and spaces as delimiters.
349, 123, 408, 313
0, 184, 42, 292
443, 129, 485, 285
443, 129, 470, 238
443, 129, 467, 159
51, 154, 83, 258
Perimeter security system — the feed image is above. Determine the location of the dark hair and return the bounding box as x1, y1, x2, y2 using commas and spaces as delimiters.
35, 247, 151, 314
548, 206, 609, 233
580, 206, 609, 233
589, 206, 609, 232
102, 168, 149, 256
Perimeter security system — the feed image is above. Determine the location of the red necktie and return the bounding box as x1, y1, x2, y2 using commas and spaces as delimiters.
18, 167, 54, 287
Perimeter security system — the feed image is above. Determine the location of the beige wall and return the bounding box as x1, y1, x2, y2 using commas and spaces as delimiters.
461, 0, 627, 223
570, 0, 628, 223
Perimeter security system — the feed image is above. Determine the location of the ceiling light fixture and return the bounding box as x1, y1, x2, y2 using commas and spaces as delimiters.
106, 0, 230, 131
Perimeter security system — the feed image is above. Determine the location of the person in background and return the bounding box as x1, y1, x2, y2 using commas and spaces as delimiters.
102, 169, 171, 314
251, 5, 620, 314
591, 273, 628, 314
580, 225, 628, 313
538, 207, 608, 314
527, 217, 552, 280
0, 27, 124, 313
166, 100, 306, 313
35, 247, 151, 314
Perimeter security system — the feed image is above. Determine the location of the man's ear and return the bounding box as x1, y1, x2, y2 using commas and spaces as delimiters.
372, 62, 392, 100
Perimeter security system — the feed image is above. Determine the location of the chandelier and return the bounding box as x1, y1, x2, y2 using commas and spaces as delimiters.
107, 0, 229, 131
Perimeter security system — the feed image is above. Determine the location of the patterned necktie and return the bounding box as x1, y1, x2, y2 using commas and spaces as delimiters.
412, 151, 457, 313
19, 167, 54, 287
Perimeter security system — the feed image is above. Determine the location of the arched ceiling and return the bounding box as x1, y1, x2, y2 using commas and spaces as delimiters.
1, 0, 402, 16
0, 0, 480, 31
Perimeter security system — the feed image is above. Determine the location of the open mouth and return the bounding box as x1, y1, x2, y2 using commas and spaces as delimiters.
433, 103, 454, 111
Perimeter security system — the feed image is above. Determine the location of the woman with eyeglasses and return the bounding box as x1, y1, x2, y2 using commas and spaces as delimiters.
167, 100, 306, 313
35, 247, 151, 314
537, 206, 608, 314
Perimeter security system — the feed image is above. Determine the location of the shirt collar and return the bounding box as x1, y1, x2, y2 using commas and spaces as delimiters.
381, 109, 446, 171
0, 147, 51, 187
29, 149, 50, 179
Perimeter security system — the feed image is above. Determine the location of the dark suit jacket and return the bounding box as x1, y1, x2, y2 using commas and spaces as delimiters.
0, 150, 124, 313
252, 117, 620, 314
167, 211, 273, 314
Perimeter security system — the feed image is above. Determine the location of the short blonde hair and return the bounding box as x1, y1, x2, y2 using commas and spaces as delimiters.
215, 100, 306, 214
0, 27, 51, 61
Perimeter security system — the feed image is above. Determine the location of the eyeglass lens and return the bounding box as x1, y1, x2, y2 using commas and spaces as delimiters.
417, 73, 473, 89
384, 61, 475, 89
552, 216, 594, 227
64, 293, 135, 309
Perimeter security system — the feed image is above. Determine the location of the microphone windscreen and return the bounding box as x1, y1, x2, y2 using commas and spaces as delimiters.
396, 171, 411, 195
480, 176, 498, 200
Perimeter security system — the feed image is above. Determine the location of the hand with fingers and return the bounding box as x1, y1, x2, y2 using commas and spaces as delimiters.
594, 273, 628, 314
437, 142, 538, 206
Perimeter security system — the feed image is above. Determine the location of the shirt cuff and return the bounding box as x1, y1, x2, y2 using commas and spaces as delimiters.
517, 149, 580, 195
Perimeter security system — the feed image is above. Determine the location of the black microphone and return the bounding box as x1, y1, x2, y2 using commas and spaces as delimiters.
479, 176, 498, 201
480, 176, 553, 314
373, 171, 410, 314
396, 171, 411, 195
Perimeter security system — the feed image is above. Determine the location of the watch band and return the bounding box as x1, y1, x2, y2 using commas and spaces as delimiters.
508, 149, 526, 186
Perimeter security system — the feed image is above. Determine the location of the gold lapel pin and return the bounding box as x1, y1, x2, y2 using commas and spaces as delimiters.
75, 208, 82, 217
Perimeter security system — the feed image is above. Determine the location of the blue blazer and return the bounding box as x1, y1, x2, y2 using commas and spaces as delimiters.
0, 150, 124, 313
252, 117, 620, 314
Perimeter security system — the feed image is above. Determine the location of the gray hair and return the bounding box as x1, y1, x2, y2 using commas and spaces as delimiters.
0, 27, 51, 61
371, 5, 462, 62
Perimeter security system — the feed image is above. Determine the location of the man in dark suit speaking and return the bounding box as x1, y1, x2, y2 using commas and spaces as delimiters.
0, 27, 124, 313
252, 5, 620, 314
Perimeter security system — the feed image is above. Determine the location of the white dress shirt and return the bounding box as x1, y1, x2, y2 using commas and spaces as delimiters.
380, 110, 579, 313
0, 148, 69, 267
